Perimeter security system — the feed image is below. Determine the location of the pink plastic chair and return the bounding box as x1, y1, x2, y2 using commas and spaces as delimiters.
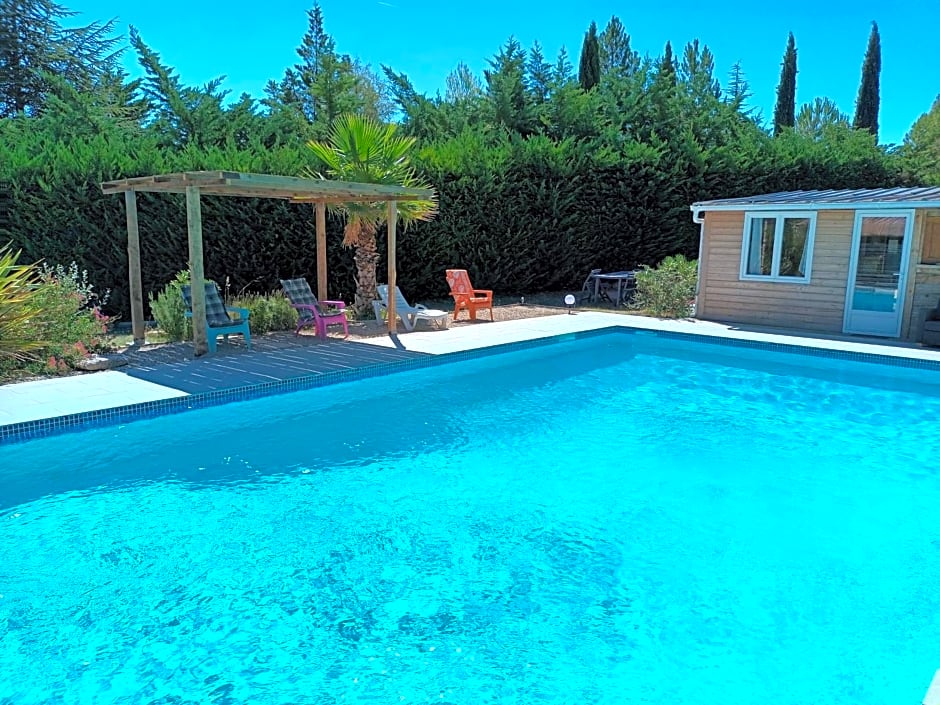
280, 278, 349, 339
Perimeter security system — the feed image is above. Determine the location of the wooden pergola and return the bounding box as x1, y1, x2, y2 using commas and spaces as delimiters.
100, 171, 434, 355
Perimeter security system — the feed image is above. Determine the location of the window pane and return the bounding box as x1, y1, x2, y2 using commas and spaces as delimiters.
746, 218, 775, 275
778, 217, 810, 277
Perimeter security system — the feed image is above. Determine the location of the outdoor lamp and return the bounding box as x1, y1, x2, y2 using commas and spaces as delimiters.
565, 294, 575, 313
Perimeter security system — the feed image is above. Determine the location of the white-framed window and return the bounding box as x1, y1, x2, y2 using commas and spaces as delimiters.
739, 211, 817, 283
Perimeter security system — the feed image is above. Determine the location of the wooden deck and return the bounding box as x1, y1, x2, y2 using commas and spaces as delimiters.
120, 332, 429, 394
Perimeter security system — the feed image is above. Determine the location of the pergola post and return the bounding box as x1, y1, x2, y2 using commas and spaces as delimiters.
316, 202, 327, 300
185, 185, 208, 355
124, 190, 145, 345
387, 201, 397, 335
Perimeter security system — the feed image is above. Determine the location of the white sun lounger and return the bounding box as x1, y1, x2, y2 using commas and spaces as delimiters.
373, 285, 450, 332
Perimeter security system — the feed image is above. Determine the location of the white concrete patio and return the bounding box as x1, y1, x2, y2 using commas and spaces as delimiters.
3, 312, 940, 432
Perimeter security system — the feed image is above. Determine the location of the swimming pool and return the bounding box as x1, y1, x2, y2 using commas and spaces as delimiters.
2, 331, 939, 704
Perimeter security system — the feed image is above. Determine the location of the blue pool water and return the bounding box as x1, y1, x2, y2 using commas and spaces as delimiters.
2, 333, 940, 705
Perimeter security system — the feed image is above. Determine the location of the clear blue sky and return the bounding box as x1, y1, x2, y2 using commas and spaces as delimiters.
69, 0, 940, 145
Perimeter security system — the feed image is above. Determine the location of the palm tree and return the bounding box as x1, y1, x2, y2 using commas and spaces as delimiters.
305, 114, 437, 313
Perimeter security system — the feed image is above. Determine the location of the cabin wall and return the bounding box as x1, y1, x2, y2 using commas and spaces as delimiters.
696, 210, 854, 333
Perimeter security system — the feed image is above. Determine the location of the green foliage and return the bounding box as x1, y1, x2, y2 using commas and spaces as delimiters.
773, 33, 798, 136
148, 271, 193, 342
0, 0, 123, 117
230, 292, 298, 335
0, 243, 44, 359
633, 255, 698, 318
902, 96, 940, 184
484, 37, 533, 135
0, 0, 915, 332
31, 262, 110, 355
598, 16, 640, 78
578, 22, 600, 91
796, 97, 849, 139
0, 258, 111, 380
853, 22, 881, 139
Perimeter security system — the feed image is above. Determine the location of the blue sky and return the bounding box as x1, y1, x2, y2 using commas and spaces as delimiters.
69, 0, 940, 145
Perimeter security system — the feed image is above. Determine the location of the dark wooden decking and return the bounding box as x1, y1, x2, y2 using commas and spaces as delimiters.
121, 332, 428, 394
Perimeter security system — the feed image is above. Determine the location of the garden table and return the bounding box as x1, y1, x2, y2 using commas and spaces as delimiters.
591, 271, 637, 306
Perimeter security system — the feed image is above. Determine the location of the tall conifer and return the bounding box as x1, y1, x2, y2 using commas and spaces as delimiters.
853, 21, 881, 139
578, 22, 601, 91
773, 32, 797, 136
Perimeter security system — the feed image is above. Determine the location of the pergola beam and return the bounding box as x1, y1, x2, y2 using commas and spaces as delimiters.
387, 201, 397, 335
315, 203, 327, 301
185, 185, 208, 356
124, 190, 145, 345
101, 171, 433, 202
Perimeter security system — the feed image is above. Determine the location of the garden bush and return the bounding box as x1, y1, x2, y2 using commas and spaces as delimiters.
230, 292, 298, 335
148, 271, 194, 342
633, 255, 698, 318
0, 256, 112, 381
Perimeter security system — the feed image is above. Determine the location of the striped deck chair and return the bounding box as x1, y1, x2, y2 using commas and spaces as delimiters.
181, 282, 251, 353
280, 277, 349, 339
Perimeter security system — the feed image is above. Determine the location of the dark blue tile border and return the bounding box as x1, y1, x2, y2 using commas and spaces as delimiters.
0, 327, 614, 445
3, 324, 940, 445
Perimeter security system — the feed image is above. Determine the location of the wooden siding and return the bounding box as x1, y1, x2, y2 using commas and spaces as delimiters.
908, 266, 940, 342
697, 210, 854, 332
921, 215, 940, 264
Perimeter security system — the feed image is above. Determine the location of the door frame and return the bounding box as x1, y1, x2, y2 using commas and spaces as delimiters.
842, 209, 915, 338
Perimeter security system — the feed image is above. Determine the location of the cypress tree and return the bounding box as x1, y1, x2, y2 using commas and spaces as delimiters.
853, 21, 881, 140
578, 21, 601, 91
773, 32, 797, 136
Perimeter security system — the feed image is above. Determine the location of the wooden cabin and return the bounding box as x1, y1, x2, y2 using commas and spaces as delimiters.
690, 188, 940, 341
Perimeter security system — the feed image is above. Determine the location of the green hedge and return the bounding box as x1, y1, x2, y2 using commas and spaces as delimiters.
0, 121, 908, 318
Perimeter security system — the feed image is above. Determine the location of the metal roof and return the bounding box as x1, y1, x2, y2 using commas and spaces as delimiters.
691, 187, 940, 212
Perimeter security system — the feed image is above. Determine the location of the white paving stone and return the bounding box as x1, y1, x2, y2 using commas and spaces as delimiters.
0, 371, 188, 425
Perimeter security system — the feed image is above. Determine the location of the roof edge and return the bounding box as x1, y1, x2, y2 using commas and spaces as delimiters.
690, 201, 940, 213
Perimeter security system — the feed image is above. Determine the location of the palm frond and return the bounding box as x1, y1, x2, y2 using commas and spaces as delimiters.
0, 243, 46, 359
303, 113, 438, 238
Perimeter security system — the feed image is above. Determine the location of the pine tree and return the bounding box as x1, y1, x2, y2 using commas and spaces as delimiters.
578, 22, 601, 91
773, 32, 797, 136
0, 0, 122, 116
525, 42, 552, 103
553, 46, 573, 85
726, 61, 751, 111
796, 97, 849, 138
599, 16, 639, 76
658, 41, 677, 87
295, 2, 334, 82
853, 21, 881, 140
680, 39, 721, 103
484, 37, 531, 133
445, 62, 484, 103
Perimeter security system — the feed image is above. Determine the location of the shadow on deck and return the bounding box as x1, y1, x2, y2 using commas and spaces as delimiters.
121, 332, 429, 394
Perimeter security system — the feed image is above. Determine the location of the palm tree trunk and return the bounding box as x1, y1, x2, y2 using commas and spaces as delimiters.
352, 225, 380, 314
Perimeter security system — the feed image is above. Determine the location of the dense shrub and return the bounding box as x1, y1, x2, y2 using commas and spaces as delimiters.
230, 292, 298, 335
148, 271, 194, 342
633, 255, 698, 318
0, 258, 111, 381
